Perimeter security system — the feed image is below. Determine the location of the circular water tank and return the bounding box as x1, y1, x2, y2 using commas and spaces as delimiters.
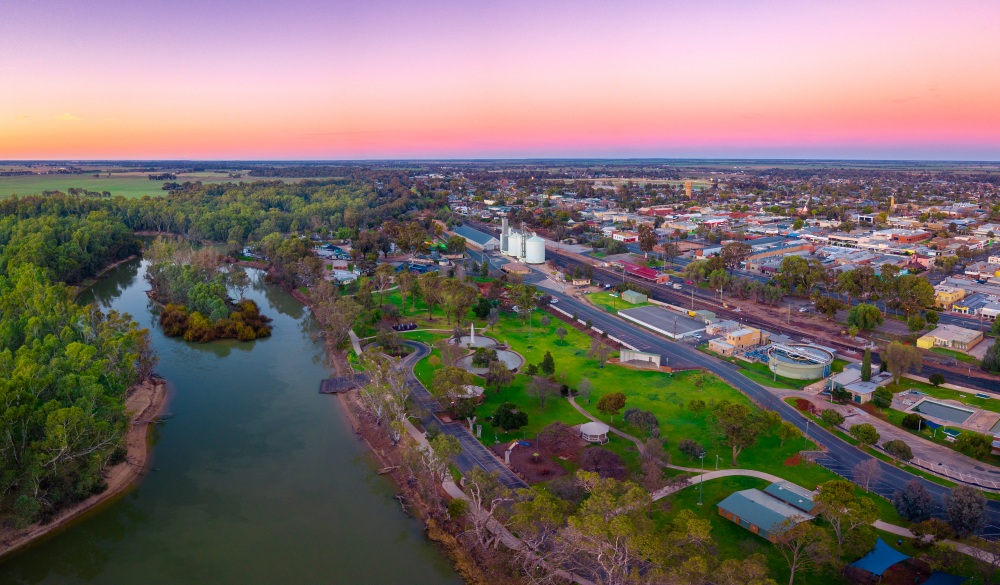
525, 235, 546, 264
506, 232, 523, 258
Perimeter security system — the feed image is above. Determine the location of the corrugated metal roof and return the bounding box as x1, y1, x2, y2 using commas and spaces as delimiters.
454, 225, 498, 247
763, 481, 815, 512
717, 489, 813, 532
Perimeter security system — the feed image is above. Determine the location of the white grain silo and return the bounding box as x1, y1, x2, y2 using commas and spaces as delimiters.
500, 218, 509, 254
506, 231, 523, 259
524, 234, 546, 264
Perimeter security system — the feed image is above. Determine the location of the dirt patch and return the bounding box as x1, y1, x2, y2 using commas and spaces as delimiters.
860, 403, 888, 420
0, 377, 168, 560
784, 454, 802, 467
793, 398, 813, 412
490, 443, 568, 484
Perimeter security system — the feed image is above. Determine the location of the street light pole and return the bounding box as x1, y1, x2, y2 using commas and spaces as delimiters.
715, 454, 719, 470
697, 453, 706, 505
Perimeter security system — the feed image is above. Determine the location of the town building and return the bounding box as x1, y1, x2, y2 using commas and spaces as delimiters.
717, 485, 815, 542
916, 324, 984, 352
933, 285, 966, 310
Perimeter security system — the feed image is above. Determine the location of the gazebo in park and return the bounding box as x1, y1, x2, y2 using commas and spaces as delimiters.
580, 422, 610, 444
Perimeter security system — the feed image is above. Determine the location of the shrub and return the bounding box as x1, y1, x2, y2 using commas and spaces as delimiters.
955, 431, 992, 460
872, 387, 893, 409
447, 498, 469, 519
849, 423, 880, 445
622, 408, 660, 434
580, 448, 627, 480
678, 439, 704, 460
540, 315, 551, 326
929, 373, 945, 387
821, 409, 845, 426
883, 439, 913, 461
901, 413, 924, 430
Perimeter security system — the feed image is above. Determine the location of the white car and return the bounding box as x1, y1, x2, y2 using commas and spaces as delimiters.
550, 298, 558, 304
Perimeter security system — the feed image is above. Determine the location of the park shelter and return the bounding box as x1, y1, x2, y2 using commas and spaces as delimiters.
849, 538, 910, 578
579, 422, 610, 444
716, 488, 813, 542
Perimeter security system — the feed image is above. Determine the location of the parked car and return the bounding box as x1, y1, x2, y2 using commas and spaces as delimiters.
672, 283, 683, 290
550, 298, 558, 304
798, 307, 809, 313
685, 280, 693, 285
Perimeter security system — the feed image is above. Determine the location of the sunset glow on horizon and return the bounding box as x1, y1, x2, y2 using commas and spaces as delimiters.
3, 0, 999, 160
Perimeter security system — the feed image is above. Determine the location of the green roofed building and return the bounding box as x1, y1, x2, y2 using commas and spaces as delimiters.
763, 481, 817, 513
717, 487, 814, 541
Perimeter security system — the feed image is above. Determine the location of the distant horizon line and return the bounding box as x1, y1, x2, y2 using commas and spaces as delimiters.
3, 157, 1000, 165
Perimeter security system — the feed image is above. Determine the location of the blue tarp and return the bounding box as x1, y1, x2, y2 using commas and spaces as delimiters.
924, 420, 943, 430
850, 538, 910, 576
922, 572, 967, 585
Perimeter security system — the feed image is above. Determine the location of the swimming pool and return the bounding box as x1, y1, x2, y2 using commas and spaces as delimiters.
912, 399, 975, 425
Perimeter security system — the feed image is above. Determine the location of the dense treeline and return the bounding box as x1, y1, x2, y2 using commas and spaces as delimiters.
0, 178, 432, 246
0, 266, 156, 528
146, 238, 271, 342
0, 211, 140, 284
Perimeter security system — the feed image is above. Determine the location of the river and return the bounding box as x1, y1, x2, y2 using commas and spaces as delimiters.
0, 259, 461, 585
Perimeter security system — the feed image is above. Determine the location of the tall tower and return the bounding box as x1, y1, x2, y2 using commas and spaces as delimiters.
500, 217, 509, 254
684, 180, 693, 199
889, 196, 895, 214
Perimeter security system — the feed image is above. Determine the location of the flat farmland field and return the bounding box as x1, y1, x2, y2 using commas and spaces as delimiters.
0, 172, 341, 198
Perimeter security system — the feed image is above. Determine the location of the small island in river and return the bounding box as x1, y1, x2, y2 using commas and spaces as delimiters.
146, 237, 272, 342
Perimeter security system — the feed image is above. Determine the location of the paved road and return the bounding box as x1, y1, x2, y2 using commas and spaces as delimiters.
400, 341, 528, 489
547, 249, 1000, 393
542, 287, 1000, 537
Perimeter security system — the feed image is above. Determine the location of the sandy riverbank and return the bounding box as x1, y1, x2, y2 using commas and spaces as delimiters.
0, 377, 169, 560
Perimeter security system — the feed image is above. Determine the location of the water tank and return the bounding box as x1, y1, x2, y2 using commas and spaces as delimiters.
525, 235, 546, 264
506, 232, 523, 258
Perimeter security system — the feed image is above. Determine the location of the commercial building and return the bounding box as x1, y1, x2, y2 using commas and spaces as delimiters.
934, 285, 966, 310
726, 328, 768, 350
916, 324, 984, 352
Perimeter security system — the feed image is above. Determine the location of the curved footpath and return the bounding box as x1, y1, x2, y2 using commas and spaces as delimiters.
542, 289, 1000, 537
399, 341, 527, 489
0, 377, 168, 560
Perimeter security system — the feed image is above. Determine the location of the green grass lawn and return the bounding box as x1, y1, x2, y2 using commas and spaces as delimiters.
586, 291, 650, 314
482, 314, 843, 487
356, 287, 492, 338
0, 171, 334, 198
931, 347, 978, 363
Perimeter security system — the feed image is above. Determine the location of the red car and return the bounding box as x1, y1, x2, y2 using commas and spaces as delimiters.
685, 280, 693, 285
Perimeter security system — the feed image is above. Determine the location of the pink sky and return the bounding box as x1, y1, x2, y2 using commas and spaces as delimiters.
2, 0, 999, 160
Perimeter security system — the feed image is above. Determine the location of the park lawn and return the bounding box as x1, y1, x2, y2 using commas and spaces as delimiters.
356, 287, 491, 339
739, 368, 801, 390
487, 313, 853, 486
652, 476, 846, 585
474, 376, 589, 445
931, 347, 978, 363
586, 291, 650, 314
